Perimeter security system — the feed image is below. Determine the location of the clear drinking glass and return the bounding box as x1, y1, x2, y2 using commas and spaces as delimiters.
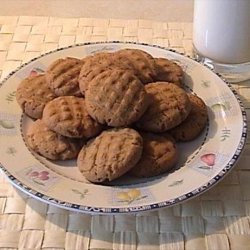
193, 0, 250, 83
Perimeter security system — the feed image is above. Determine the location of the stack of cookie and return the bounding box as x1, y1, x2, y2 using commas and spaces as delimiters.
16, 49, 208, 183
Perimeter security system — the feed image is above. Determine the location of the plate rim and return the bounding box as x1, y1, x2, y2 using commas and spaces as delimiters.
0, 41, 247, 214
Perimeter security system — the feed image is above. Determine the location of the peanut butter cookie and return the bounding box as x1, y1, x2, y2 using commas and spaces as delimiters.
169, 94, 208, 141
77, 128, 143, 182
26, 119, 81, 160
136, 82, 191, 132
16, 75, 56, 119
42, 96, 103, 138
79, 52, 133, 94
46, 57, 83, 96
85, 68, 149, 127
130, 133, 178, 177
114, 49, 157, 84
154, 58, 183, 87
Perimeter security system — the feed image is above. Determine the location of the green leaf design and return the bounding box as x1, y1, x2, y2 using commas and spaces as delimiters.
201, 80, 211, 88
6, 147, 16, 155
0, 120, 15, 129
221, 135, 230, 141
220, 128, 231, 141
117, 195, 147, 205
90, 46, 115, 54
211, 103, 227, 111
211, 102, 231, 111
72, 189, 88, 199
168, 179, 183, 187
136, 195, 148, 201
34, 68, 45, 74
6, 91, 16, 103
71, 189, 82, 195
198, 166, 212, 170
117, 200, 129, 203
33, 179, 45, 186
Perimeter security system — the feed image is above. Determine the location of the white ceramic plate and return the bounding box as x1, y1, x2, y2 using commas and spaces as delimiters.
0, 42, 247, 214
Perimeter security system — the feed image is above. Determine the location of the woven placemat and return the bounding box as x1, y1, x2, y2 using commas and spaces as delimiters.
0, 16, 250, 250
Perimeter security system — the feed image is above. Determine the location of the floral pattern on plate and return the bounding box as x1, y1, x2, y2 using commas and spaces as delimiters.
207, 93, 239, 118
71, 189, 89, 200
220, 127, 231, 141
29, 67, 45, 77
85, 44, 119, 55
113, 187, 154, 205
6, 147, 17, 156
0, 113, 19, 136
18, 166, 60, 191
5, 91, 16, 103
190, 151, 229, 176
15, 62, 46, 79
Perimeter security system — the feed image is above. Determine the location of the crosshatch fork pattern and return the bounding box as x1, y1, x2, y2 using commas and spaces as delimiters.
1, 16, 250, 250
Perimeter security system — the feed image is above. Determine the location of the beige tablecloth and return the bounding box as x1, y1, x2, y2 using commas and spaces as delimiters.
0, 16, 250, 250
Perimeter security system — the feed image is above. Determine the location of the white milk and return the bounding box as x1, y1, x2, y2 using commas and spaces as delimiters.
193, 0, 250, 64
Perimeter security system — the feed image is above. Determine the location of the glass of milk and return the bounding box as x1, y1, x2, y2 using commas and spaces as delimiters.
193, 0, 250, 82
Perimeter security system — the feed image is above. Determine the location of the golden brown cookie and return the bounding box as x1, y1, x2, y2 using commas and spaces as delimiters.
85, 68, 149, 127
136, 82, 191, 133
77, 128, 143, 182
16, 75, 56, 119
169, 94, 208, 141
78, 52, 133, 95
114, 49, 157, 84
42, 96, 103, 138
46, 57, 83, 96
154, 58, 183, 87
130, 133, 178, 177
26, 119, 81, 160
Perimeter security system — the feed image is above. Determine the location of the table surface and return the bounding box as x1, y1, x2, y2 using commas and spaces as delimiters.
0, 16, 250, 250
